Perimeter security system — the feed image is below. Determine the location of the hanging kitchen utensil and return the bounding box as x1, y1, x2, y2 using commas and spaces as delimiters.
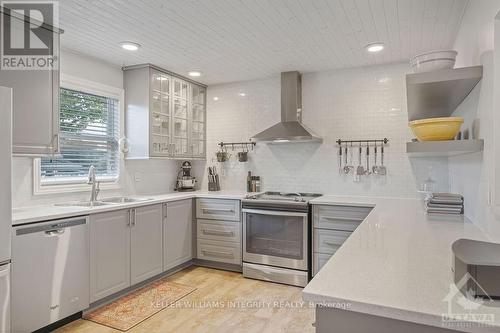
378, 145, 387, 175
343, 145, 350, 174
372, 142, 379, 175
356, 143, 365, 176
338, 144, 343, 174
365, 144, 371, 175
238, 150, 248, 162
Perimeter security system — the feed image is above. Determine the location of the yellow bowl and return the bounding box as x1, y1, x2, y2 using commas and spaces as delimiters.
409, 117, 464, 141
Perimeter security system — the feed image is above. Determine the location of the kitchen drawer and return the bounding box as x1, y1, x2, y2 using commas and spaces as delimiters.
197, 219, 241, 243
313, 253, 333, 276
313, 205, 372, 231
196, 198, 240, 221
313, 229, 351, 255
197, 239, 241, 265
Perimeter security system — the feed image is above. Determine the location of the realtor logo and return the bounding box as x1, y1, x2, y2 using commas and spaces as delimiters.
0, 0, 58, 70
442, 272, 495, 329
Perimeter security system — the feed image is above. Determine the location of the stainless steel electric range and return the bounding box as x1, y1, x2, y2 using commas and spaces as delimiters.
241, 191, 322, 287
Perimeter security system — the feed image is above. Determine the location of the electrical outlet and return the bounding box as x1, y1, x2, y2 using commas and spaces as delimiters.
134, 172, 142, 182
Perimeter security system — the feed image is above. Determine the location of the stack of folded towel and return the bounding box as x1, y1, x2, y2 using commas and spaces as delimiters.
426, 193, 464, 215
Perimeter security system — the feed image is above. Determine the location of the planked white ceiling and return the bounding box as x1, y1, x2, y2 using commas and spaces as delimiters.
59, 0, 469, 85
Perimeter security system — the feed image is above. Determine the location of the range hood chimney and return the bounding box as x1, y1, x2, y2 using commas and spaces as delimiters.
252, 71, 323, 143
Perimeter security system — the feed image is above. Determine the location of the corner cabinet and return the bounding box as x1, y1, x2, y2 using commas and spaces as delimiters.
163, 199, 193, 271
123, 64, 206, 160
0, 9, 61, 156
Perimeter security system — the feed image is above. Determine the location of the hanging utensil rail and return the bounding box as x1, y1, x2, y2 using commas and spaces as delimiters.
336, 138, 389, 145
218, 141, 256, 150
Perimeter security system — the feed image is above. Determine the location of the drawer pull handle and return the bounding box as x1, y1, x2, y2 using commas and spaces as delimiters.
322, 216, 362, 222
202, 208, 235, 213
201, 250, 234, 258
324, 241, 340, 247
202, 229, 234, 237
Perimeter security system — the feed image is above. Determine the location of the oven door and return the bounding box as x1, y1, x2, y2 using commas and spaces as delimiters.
242, 208, 308, 271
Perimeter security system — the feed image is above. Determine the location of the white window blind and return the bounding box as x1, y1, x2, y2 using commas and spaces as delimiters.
41, 88, 120, 184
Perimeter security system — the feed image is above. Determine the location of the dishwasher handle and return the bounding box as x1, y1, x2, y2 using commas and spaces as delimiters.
15, 217, 87, 236
45, 229, 65, 237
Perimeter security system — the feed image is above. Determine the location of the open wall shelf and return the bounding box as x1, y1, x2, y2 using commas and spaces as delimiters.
406, 140, 484, 157
406, 66, 483, 122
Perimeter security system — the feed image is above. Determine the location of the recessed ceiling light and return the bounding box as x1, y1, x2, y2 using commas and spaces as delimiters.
120, 42, 141, 51
188, 71, 202, 77
213, 97, 219, 101
365, 42, 385, 53
238, 92, 246, 97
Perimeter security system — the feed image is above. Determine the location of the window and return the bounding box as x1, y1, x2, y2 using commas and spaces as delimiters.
35, 75, 123, 193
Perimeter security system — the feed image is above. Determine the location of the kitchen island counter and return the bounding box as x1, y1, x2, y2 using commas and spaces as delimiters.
304, 195, 499, 333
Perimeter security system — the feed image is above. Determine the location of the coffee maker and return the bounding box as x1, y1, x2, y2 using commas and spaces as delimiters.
175, 161, 196, 191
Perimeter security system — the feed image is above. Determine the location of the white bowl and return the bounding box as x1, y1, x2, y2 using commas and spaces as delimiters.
410, 50, 457, 73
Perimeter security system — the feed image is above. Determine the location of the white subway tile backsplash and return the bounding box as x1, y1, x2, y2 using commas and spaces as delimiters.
204, 63, 449, 197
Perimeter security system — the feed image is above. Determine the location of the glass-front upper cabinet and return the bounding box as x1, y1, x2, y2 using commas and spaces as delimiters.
150, 71, 171, 156
124, 64, 207, 160
172, 78, 190, 157
191, 85, 206, 158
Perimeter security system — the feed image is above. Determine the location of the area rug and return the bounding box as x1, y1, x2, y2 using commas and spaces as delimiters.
83, 278, 196, 331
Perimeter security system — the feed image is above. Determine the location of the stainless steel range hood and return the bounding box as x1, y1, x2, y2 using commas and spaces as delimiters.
252, 71, 323, 143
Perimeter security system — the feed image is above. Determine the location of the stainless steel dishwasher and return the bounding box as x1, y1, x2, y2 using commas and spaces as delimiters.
11, 216, 90, 332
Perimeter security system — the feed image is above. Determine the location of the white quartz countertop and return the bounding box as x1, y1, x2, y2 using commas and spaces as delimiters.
12, 191, 251, 225
304, 195, 500, 333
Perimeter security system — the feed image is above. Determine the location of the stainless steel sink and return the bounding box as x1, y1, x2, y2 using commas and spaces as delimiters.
100, 196, 153, 204
54, 201, 110, 207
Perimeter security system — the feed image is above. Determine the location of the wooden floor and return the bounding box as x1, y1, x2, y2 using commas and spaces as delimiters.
56, 266, 315, 333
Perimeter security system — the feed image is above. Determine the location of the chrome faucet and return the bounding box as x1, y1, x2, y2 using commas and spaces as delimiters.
87, 165, 100, 203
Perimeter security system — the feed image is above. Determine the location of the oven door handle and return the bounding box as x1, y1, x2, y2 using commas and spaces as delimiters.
242, 208, 308, 218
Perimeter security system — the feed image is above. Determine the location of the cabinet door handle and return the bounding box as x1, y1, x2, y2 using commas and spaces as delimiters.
132, 209, 137, 226
201, 250, 234, 259
202, 208, 235, 213
202, 229, 234, 237
127, 210, 132, 227
163, 203, 168, 219
322, 216, 362, 222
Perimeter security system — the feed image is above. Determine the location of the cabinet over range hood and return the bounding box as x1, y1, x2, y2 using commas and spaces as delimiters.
252, 71, 323, 143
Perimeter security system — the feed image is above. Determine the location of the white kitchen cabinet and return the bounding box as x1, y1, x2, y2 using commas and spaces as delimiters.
197, 239, 242, 265
123, 64, 207, 160
197, 219, 241, 243
163, 199, 193, 271
90, 204, 165, 302
190, 85, 206, 158
172, 78, 190, 157
90, 209, 131, 302
196, 198, 241, 221
131, 205, 163, 285
312, 204, 372, 276
0, 10, 61, 156
195, 199, 242, 267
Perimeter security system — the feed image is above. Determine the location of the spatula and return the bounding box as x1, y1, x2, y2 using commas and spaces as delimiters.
356, 144, 365, 176
378, 145, 387, 175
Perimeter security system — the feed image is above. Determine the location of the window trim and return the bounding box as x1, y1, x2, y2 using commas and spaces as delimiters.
34, 74, 124, 195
